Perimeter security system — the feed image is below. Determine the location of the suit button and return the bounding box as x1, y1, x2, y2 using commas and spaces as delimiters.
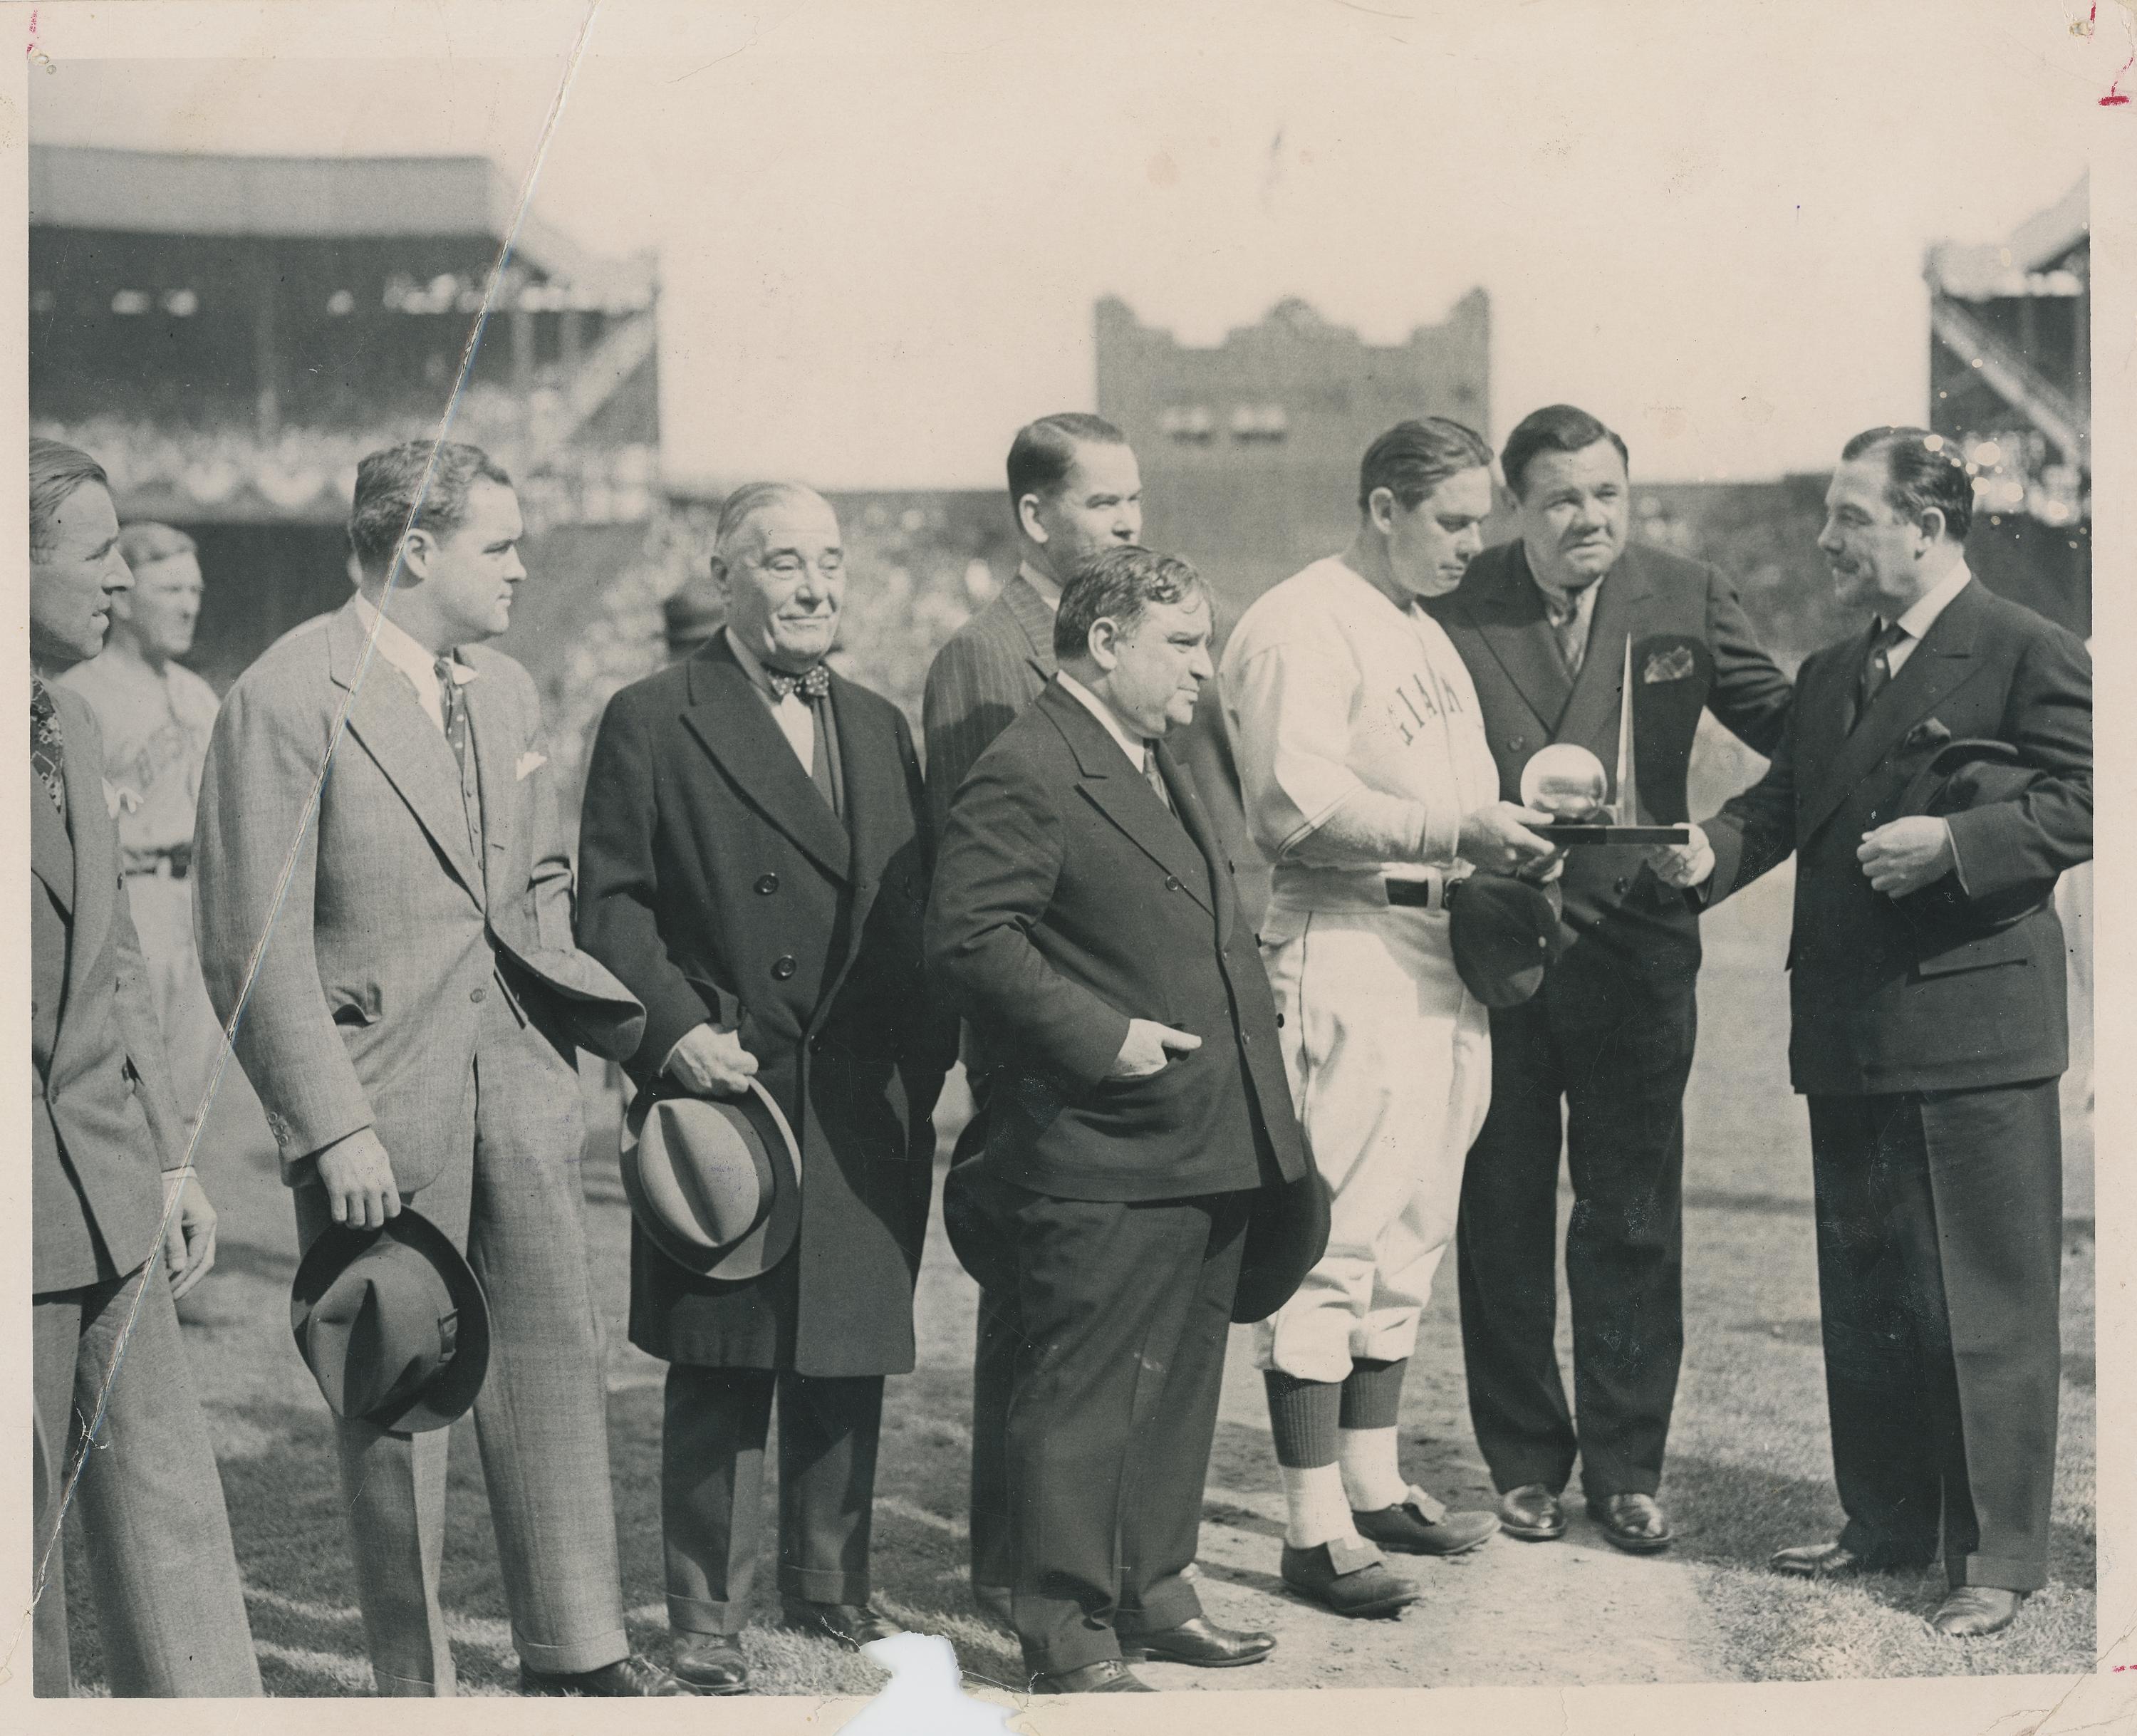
809, 1033, 824, 1052
756, 873, 779, 895
772, 956, 797, 980
470, 985, 487, 1004
1165, 875, 1182, 892
1613, 876, 1631, 895
1275, 1013, 1285, 1029
1509, 735, 1525, 752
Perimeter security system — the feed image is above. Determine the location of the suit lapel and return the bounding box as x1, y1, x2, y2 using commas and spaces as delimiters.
1002, 573, 1059, 681
56, 712, 115, 1046
811, 677, 900, 1017
1799, 581, 1989, 843
1460, 546, 1574, 734
31, 773, 75, 917
330, 602, 487, 908
1044, 685, 1215, 916
680, 639, 852, 885
1158, 737, 1232, 940
1553, 554, 1653, 757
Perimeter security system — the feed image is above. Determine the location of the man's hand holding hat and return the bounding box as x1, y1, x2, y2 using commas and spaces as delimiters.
665, 1022, 760, 1097
1856, 816, 1955, 898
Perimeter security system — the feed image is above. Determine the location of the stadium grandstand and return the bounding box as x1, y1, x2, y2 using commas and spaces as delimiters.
1925, 172, 2089, 637
28, 143, 661, 690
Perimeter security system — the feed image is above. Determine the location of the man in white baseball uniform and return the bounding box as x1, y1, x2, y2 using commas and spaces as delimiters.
1222, 417, 1561, 1618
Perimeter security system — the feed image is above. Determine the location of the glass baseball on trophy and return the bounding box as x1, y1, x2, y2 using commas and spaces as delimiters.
1516, 639, 1693, 847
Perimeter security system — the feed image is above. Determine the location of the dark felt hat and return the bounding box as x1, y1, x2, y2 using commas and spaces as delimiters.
290, 1207, 490, 1434
1891, 737, 2059, 935
1232, 1165, 1334, 1324
620, 1081, 802, 1280
1446, 873, 1567, 1009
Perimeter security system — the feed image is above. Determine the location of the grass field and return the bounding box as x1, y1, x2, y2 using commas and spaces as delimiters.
56, 859, 2096, 1697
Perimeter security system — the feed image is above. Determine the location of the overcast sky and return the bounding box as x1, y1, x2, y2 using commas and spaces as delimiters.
29, 0, 2102, 489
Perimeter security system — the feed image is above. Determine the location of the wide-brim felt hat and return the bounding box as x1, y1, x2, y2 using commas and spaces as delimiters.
290, 1206, 491, 1435
1446, 873, 1567, 1009
1233, 1165, 1333, 1325
620, 1080, 802, 1281
1892, 737, 2060, 934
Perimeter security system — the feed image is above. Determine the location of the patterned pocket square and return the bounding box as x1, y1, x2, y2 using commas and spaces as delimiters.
1903, 718, 1953, 750
516, 751, 548, 781
1643, 646, 1696, 684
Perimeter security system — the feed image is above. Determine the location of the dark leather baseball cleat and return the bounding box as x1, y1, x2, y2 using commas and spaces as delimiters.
1279, 1537, 1420, 1618
1353, 1489, 1500, 1556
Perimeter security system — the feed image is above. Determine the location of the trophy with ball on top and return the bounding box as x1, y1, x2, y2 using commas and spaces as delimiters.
1517, 635, 1702, 847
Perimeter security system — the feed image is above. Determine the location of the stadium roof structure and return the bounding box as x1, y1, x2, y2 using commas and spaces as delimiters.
30, 143, 652, 307
1925, 172, 2088, 301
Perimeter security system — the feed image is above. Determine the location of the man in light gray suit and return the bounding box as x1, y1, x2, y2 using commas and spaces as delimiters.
30, 437, 261, 1698
193, 441, 685, 1698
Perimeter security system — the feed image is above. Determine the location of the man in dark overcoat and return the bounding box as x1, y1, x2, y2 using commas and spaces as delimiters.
1655, 427, 2091, 1637
1425, 403, 1792, 1552
576, 482, 956, 1695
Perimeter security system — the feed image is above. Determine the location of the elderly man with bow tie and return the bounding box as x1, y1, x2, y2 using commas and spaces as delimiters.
576, 482, 956, 1695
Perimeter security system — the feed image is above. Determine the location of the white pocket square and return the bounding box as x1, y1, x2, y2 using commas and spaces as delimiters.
516, 751, 548, 781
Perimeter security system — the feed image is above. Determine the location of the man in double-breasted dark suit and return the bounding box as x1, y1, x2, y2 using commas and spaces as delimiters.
28, 438, 260, 1698
928, 546, 1310, 1694
1657, 427, 2090, 1637
1425, 404, 1792, 1552
577, 482, 956, 1695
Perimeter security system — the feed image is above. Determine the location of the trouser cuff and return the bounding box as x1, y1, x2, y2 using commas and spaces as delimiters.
668, 1594, 744, 1638
516, 1624, 630, 1675
1118, 1578, 1202, 1637
1949, 1552, 2047, 1594
1023, 1631, 1123, 1679
779, 1565, 870, 1605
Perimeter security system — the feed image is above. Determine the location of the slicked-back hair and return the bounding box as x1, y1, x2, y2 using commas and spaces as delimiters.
30, 437, 110, 558
713, 481, 828, 557
1358, 417, 1494, 511
1007, 412, 1130, 511
1500, 404, 1630, 500
118, 521, 197, 571
1053, 544, 1210, 665
1840, 425, 1975, 544
348, 440, 513, 579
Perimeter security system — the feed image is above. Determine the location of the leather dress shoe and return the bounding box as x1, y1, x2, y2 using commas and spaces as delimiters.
519, 1653, 691, 1695
1353, 1488, 1500, 1556
1279, 1536, 1420, 1618
973, 1582, 1014, 1629
1588, 1492, 1674, 1554
1931, 1586, 2025, 1638
1497, 1483, 1568, 1542
781, 1601, 903, 1647
1121, 1615, 1275, 1668
1769, 1539, 1930, 1580
1029, 1658, 1155, 1693
670, 1633, 749, 1696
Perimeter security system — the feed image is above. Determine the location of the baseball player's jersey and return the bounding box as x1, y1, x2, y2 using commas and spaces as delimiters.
1221, 556, 1498, 914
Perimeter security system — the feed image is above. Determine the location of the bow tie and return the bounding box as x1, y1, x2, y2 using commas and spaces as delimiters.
767, 664, 831, 702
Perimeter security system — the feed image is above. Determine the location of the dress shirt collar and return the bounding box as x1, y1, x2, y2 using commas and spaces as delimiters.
1882, 561, 1972, 643
1056, 670, 1151, 771
353, 591, 473, 707
1016, 558, 1064, 613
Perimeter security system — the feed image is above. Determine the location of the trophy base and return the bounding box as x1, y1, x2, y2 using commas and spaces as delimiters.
1541, 823, 1692, 846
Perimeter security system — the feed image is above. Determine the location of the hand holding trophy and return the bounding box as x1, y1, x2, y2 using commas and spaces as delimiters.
1515, 638, 1693, 848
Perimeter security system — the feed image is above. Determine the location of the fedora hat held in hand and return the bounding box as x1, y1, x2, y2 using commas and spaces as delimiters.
620, 1078, 802, 1281
290, 1207, 491, 1434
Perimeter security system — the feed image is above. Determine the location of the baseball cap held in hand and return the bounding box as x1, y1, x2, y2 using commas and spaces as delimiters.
1447, 873, 1567, 1009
